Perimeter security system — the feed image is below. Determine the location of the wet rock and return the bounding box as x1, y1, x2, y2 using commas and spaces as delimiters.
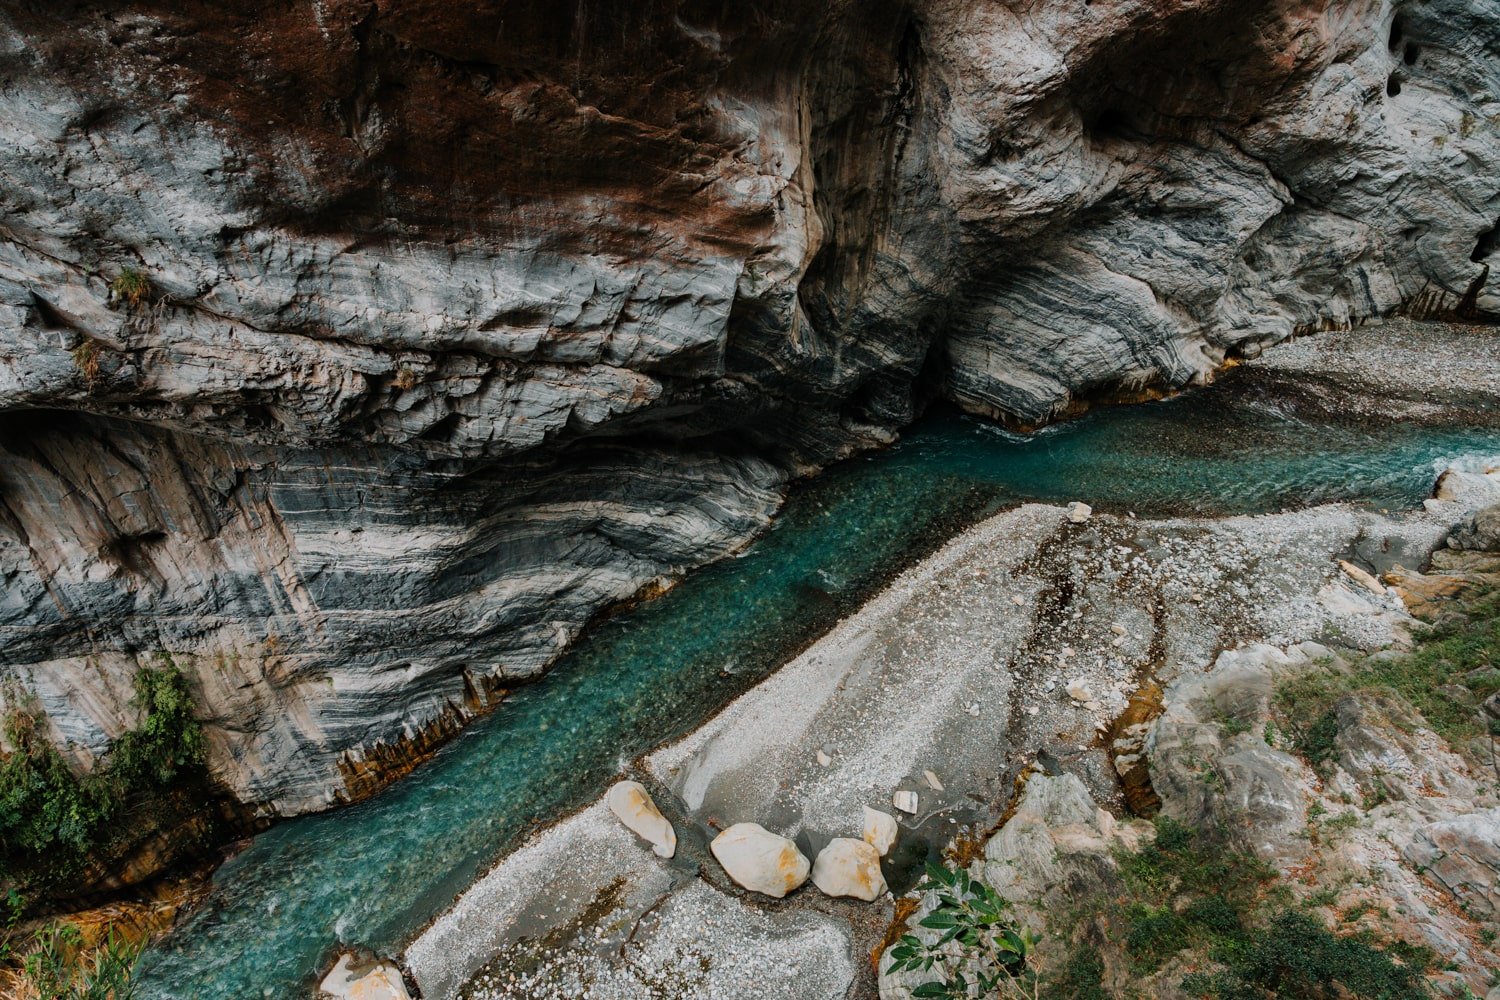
319, 954, 412, 1000
812, 838, 888, 901
605, 780, 676, 859
710, 823, 810, 899
862, 807, 899, 856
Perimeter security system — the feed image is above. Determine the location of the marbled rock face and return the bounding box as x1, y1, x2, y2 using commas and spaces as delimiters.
0, 0, 1497, 815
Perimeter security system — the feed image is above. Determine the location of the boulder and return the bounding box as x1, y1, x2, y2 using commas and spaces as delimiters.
710, 823, 810, 898
1446, 503, 1500, 553
862, 806, 899, 856
1066, 502, 1092, 524
319, 954, 411, 1000
812, 838, 888, 901
1402, 808, 1500, 921
606, 780, 676, 859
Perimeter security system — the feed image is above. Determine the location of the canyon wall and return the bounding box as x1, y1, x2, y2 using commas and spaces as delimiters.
0, 0, 1496, 816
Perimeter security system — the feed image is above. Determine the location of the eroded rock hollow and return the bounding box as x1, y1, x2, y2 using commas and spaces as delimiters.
1, 0, 1496, 818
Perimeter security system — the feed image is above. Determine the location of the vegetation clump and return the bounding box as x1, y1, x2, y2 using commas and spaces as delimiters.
886, 861, 1038, 999
5, 922, 141, 1000
1041, 817, 1433, 999
1276, 586, 1499, 769
69, 341, 102, 389
0, 660, 206, 898
107, 269, 149, 310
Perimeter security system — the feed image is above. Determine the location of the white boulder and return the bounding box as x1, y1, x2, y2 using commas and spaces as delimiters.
319, 954, 411, 1000
812, 838, 888, 901
1066, 501, 1092, 523
606, 780, 676, 858
710, 823, 810, 898
1066, 679, 1092, 703
862, 806, 899, 856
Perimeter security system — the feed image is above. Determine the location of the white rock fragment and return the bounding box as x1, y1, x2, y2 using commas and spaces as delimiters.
816, 749, 832, 767
1110, 623, 1128, 636
1338, 559, 1386, 596
1066, 501, 1093, 523
812, 838, 888, 901
319, 954, 412, 1000
862, 806, 899, 856
710, 823, 810, 898
605, 780, 676, 859
1010, 594, 1025, 606
1066, 679, 1092, 703
892, 790, 919, 814
923, 769, 945, 792
965, 702, 981, 716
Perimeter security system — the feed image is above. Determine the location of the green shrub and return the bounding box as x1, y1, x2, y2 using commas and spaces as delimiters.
0, 658, 205, 897
1181, 909, 1430, 999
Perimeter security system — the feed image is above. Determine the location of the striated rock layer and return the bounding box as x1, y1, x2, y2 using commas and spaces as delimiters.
1, 0, 1498, 816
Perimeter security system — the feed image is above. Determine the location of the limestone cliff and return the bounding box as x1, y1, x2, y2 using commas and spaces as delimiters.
1, 0, 1497, 818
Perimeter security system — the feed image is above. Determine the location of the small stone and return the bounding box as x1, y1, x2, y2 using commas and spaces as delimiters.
816, 749, 832, 766
1066, 501, 1093, 523
892, 790, 919, 814
606, 780, 676, 859
1010, 594, 1025, 606
1111, 635, 1125, 647
319, 954, 411, 1000
923, 769, 945, 791
812, 838, 888, 901
966, 702, 981, 716
1338, 559, 1386, 596
1191, 592, 1204, 602
710, 823, 810, 898
862, 806, 899, 855
1066, 679, 1092, 703
1110, 624, 1128, 636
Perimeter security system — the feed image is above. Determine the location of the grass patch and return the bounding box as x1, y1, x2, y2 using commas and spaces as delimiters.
1046, 818, 1432, 998
69, 341, 102, 389
1276, 587, 1499, 770
4, 921, 142, 999
108, 268, 149, 310
0, 659, 206, 900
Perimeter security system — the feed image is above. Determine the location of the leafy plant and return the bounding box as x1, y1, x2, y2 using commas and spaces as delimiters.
886, 862, 1038, 999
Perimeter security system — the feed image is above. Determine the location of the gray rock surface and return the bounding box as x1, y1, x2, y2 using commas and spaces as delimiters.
2, 0, 1499, 817
409, 470, 1500, 999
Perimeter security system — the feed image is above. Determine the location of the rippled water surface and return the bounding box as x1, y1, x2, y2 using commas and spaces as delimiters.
136, 388, 1500, 999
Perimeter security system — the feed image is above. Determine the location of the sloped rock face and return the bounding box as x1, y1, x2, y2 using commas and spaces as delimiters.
1, 0, 1497, 814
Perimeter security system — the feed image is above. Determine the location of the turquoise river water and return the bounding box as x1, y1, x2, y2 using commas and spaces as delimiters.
135, 386, 1500, 999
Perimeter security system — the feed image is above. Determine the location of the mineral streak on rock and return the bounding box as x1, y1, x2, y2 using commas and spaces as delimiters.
1, 0, 1497, 818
